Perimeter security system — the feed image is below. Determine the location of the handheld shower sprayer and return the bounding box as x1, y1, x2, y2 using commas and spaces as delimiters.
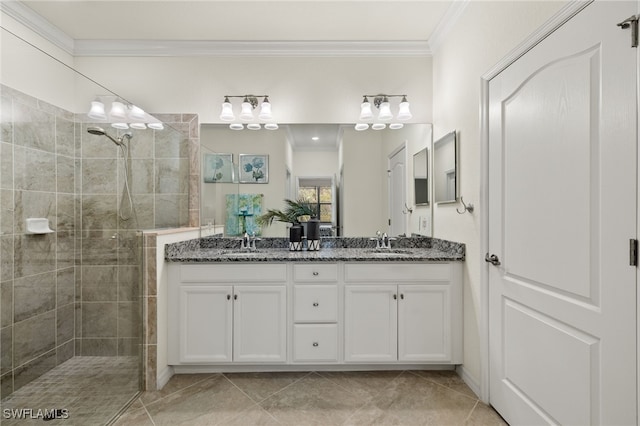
86, 126, 131, 146
86, 126, 135, 222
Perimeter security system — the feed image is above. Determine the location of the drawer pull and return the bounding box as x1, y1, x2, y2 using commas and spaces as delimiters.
312, 342, 319, 347
313, 302, 319, 307
312, 271, 319, 276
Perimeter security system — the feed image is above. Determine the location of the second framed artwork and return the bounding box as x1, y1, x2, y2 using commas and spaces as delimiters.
239, 154, 269, 183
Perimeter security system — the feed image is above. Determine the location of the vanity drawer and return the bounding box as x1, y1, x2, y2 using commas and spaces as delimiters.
293, 324, 338, 362
293, 264, 338, 283
294, 285, 338, 322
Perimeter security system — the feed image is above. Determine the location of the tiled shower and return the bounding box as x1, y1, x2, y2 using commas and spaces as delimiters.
0, 81, 192, 415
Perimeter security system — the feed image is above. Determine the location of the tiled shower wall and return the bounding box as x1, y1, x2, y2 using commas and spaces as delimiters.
0, 85, 194, 399
0, 85, 77, 398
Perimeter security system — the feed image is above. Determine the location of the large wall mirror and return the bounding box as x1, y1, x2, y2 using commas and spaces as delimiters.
433, 130, 457, 204
200, 123, 433, 238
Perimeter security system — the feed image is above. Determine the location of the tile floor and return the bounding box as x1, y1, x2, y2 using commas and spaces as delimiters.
114, 370, 507, 426
1, 357, 139, 426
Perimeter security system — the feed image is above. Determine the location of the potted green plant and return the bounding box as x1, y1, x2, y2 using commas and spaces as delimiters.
256, 198, 317, 227
257, 199, 317, 251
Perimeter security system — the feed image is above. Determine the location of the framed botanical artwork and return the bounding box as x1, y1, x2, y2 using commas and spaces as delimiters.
239, 154, 269, 183
203, 153, 234, 183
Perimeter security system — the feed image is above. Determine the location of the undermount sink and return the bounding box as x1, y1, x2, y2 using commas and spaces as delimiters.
220, 250, 261, 257
365, 249, 413, 256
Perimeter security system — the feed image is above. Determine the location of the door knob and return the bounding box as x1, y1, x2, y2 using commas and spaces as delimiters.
485, 253, 501, 266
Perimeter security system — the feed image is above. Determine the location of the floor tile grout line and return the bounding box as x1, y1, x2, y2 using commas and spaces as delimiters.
142, 402, 157, 426
464, 399, 482, 423
139, 373, 217, 407
314, 369, 404, 408
218, 373, 285, 425
405, 370, 480, 402
225, 371, 314, 405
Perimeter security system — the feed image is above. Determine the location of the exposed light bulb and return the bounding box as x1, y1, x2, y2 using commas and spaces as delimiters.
354, 123, 369, 131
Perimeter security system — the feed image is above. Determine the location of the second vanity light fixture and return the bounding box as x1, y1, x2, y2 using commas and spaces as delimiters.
88, 96, 164, 130
219, 95, 278, 130
355, 94, 412, 131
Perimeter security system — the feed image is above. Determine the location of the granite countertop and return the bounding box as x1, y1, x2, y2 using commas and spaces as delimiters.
165, 236, 465, 263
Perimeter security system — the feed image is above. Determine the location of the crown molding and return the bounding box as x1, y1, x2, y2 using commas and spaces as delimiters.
1, 0, 432, 57
0, 0, 75, 54
427, 0, 469, 53
73, 39, 432, 57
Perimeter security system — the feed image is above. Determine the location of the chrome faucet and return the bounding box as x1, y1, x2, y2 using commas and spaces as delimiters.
371, 230, 395, 249
241, 232, 260, 251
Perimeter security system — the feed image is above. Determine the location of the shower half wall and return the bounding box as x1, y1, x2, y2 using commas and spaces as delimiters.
0, 84, 193, 399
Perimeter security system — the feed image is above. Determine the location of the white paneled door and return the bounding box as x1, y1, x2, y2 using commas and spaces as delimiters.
488, 1, 637, 424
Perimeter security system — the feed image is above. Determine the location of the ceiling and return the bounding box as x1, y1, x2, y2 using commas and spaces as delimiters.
11, 1, 455, 149
20, 1, 454, 44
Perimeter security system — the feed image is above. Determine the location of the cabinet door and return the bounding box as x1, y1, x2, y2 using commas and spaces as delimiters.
344, 285, 397, 362
179, 285, 232, 363
233, 286, 287, 362
398, 285, 450, 362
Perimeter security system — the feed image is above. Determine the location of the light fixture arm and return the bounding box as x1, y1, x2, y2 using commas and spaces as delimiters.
362, 94, 408, 109
224, 94, 269, 109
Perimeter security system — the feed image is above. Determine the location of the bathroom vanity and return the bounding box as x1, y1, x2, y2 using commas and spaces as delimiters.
166, 237, 464, 372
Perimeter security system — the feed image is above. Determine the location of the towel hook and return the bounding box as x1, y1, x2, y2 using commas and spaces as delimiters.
402, 203, 413, 214
456, 197, 474, 214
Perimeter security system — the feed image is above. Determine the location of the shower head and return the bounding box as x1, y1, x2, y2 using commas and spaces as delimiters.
86, 126, 129, 146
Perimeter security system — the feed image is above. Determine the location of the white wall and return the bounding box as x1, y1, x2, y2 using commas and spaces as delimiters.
339, 128, 387, 236
1, 13, 77, 111
73, 56, 433, 125
432, 0, 567, 387
292, 150, 339, 179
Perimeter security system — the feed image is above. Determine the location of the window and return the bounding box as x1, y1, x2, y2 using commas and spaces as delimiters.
297, 177, 333, 223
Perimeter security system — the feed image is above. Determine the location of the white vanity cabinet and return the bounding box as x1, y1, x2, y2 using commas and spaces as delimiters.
168, 259, 462, 369
168, 264, 287, 364
344, 263, 462, 364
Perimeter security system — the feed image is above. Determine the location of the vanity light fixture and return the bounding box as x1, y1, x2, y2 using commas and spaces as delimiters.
219, 95, 278, 130
355, 94, 412, 131
88, 99, 107, 120
86, 96, 164, 131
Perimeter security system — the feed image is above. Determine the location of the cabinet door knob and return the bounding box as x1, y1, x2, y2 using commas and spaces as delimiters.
400, 294, 404, 300
393, 294, 397, 300
312, 342, 319, 347
234, 294, 238, 300
312, 271, 319, 276
227, 294, 231, 300
313, 302, 319, 307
